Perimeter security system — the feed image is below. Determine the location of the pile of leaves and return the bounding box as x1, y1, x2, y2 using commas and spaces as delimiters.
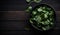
25, 0, 55, 31
29, 5, 54, 31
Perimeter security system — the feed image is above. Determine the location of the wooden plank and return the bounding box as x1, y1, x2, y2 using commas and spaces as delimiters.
0, 11, 60, 22
1, 29, 60, 35
0, 11, 60, 35
0, 11, 60, 30
0, 11, 27, 20
0, 21, 27, 31
1, 0, 60, 11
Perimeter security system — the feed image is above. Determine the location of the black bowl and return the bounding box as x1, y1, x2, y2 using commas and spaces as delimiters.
29, 4, 56, 31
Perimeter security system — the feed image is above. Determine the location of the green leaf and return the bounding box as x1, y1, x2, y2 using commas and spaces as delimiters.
50, 22, 53, 25
47, 8, 51, 11
45, 25, 50, 30
28, 6, 32, 9
42, 27, 46, 30
26, 0, 31, 2
44, 20, 49, 25
30, 19, 33, 23
32, 11, 37, 15
41, 22, 45, 25
33, 0, 42, 3
44, 14, 48, 18
25, 6, 32, 13
42, 7, 45, 9
43, 10, 47, 12
50, 18, 52, 21
37, 8, 42, 12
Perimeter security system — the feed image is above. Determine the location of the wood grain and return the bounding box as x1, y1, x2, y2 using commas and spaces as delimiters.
0, 11, 60, 35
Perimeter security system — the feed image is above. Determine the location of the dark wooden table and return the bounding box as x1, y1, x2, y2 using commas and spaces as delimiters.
0, 0, 60, 35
